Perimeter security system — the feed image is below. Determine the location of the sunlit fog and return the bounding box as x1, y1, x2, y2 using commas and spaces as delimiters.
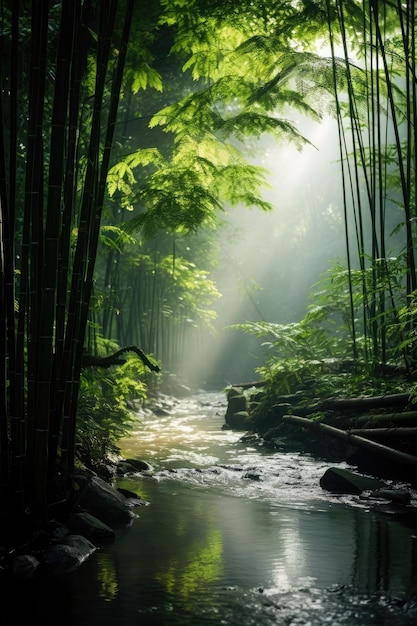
181, 116, 346, 389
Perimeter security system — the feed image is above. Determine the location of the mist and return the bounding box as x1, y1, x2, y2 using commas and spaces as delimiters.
180, 116, 349, 390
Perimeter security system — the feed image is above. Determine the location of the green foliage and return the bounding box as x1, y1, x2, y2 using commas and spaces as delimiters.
76, 352, 148, 464
159, 254, 221, 328
99, 225, 137, 251
107, 148, 163, 204
230, 256, 410, 397
125, 61, 163, 94
98, 0, 381, 393
310, 257, 407, 353
397, 292, 417, 394
109, 135, 273, 238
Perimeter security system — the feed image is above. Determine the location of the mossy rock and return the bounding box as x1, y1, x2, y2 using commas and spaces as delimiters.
226, 394, 247, 417
226, 386, 244, 400
225, 411, 252, 430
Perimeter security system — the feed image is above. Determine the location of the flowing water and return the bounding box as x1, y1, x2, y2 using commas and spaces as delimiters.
9, 392, 417, 625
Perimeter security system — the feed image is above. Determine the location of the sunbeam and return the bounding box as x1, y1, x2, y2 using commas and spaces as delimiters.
180, 116, 345, 389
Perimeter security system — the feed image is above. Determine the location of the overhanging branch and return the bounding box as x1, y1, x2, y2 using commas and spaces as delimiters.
82, 346, 160, 372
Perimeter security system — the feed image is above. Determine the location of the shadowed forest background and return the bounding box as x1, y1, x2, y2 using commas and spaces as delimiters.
1, 0, 417, 537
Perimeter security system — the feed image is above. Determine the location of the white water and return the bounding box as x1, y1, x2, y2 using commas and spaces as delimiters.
120, 391, 356, 510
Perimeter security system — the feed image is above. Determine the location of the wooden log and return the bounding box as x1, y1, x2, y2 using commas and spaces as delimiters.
319, 392, 411, 411
352, 411, 417, 426
282, 414, 417, 468
230, 381, 266, 389
349, 427, 417, 438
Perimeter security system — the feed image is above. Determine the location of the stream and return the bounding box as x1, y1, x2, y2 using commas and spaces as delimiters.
10, 391, 417, 625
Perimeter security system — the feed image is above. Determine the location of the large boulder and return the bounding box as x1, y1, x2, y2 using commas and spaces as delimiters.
43, 535, 97, 575
320, 467, 387, 494
11, 554, 40, 579
225, 388, 250, 431
6, 473, 145, 579
226, 386, 244, 400
226, 392, 247, 417
73, 475, 137, 527
224, 410, 251, 430
117, 458, 152, 475
66, 512, 115, 544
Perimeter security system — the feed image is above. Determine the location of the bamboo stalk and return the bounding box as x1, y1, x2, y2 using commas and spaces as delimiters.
61, 0, 135, 477
60, 1, 117, 476
326, 0, 363, 362
349, 427, 417, 438
52, 0, 87, 464
0, 75, 10, 521
36, 0, 77, 503
370, 0, 416, 294
319, 392, 411, 411
0, 6, 20, 521
351, 410, 417, 426
24, 0, 50, 521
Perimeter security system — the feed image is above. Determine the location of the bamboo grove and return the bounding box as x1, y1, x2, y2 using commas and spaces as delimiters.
1, 0, 417, 537
0, 0, 135, 532
326, 0, 417, 372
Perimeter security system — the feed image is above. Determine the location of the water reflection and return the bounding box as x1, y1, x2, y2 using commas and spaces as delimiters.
351, 512, 417, 597
95, 551, 119, 600
56, 475, 417, 625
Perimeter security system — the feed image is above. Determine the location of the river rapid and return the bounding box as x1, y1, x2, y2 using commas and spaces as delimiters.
13, 391, 417, 625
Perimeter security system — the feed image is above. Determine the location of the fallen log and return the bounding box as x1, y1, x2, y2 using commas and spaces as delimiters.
351, 411, 417, 426
318, 392, 412, 412
230, 380, 266, 389
349, 427, 417, 438
282, 414, 417, 468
